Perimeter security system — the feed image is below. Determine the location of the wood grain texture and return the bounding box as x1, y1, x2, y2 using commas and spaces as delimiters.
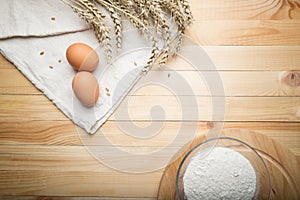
190, 0, 300, 19
0, 121, 299, 157
186, 20, 300, 45
0, 121, 298, 155
0, 197, 155, 200
0, 68, 39, 94
1, 95, 299, 121
0, 145, 178, 173
0, 130, 298, 172
0, 120, 81, 145
0, 170, 160, 197
132, 71, 300, 96
0, 0, 300, 199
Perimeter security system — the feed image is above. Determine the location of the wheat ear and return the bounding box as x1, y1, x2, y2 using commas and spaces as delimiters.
63, 0, 193, 71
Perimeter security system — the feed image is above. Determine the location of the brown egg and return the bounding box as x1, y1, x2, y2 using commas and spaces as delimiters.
66, 43, 99, 72
72, 72, 100, 107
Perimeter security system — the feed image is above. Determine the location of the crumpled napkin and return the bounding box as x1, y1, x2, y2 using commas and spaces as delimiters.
0, 0, 157, 134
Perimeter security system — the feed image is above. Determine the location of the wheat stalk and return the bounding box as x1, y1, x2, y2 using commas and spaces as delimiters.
179, 0, 193, 25
62, 0, 113, 61
103, 5, 122, 50
62, 0, 192, 73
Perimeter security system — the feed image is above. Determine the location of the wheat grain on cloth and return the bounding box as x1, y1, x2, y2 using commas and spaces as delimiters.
0, 0, 161, 134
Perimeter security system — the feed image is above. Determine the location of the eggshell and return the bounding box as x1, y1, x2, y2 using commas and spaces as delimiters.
66, 43, 99, 72
72, 72, 100, 107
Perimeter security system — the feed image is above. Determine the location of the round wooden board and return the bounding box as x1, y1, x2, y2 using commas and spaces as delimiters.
157, 129, 300, 200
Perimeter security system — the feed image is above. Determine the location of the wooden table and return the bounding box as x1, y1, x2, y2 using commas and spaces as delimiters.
0, 0, 299, 199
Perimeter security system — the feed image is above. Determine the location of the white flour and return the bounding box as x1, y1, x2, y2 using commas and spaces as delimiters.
183, 147, 256, 200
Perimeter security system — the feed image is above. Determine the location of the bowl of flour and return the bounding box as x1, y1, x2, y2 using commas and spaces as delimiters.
176, 137, 271, 200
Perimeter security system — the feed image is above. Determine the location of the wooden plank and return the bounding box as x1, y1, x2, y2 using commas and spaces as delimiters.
2, 69, 300, 96
0, 133, 298, 197
132, 71, 300, 96
0, 68, 40, 94
0, 95, 299, 121
0, 170, 161, 197
0, 94, 66, 120
0, 120, 81, 146
186, 20, 300, 45
0, 121, 299, 156
175, 46, 300, 71
0, 138, 298, 172
0, 145, 188, 172
0, 121, 296, 143
0, 120, 205, 147
0, 131, 298, 197
0, 54, 14, 69
190, 0, 300, 20
0, 145, 177, 172
0, 145, 103, 172
0, 197, 155, 200
2, 46, 300, 71
101, 96, 300, 122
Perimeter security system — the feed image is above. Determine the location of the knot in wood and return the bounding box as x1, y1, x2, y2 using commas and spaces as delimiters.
283, 71, 300, 87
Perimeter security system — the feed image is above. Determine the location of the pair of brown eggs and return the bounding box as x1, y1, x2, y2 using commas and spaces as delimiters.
66, 43, 100, 107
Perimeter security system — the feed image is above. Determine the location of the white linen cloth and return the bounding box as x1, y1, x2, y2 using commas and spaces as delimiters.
0, 0, 88, 38
0, 0, 157, 134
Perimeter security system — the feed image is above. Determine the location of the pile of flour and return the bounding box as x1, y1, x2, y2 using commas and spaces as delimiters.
183, 147, 256, 200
